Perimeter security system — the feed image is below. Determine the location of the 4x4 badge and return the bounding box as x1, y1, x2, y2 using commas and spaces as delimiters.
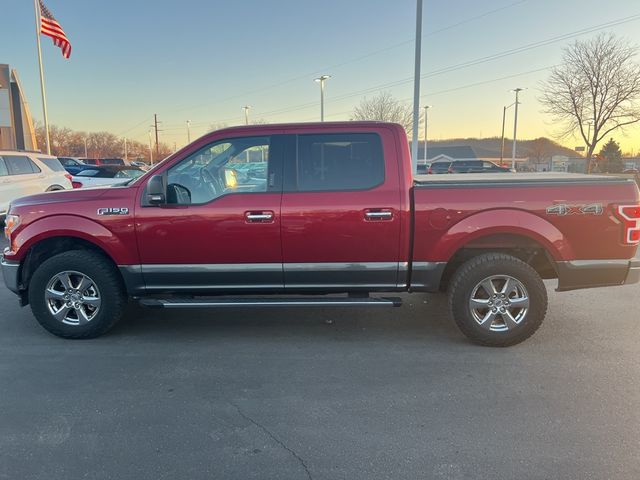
97, 207, 129, 216
546, 203, 603, 216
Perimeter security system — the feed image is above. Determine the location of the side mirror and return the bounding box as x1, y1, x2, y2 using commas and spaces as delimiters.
147, 175, 166, 205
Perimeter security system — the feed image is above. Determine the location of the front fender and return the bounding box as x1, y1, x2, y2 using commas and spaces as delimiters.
431, 209, 574, 261
6, 215, 138, 264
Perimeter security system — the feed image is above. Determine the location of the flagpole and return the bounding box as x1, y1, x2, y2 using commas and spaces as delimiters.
33, 0, 51, 154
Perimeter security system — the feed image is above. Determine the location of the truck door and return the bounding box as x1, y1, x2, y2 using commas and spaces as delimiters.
280, 129, 403, 290
134, 133, 284, 292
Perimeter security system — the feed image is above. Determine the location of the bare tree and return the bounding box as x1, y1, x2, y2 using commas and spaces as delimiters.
351, 91, 420, 134
540, 33, 640, 158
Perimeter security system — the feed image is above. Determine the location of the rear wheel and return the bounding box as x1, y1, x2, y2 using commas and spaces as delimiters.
28, 250, 126, 339
448, 253, 548, 347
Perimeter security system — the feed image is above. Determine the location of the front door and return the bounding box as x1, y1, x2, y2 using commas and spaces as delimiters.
280, 130, 403, 291
135, 134, 284, 293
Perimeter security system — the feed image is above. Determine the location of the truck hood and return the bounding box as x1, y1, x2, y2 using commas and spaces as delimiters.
10, 187, 112, 208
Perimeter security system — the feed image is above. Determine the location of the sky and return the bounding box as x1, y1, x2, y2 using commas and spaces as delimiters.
2, 0, 640, 153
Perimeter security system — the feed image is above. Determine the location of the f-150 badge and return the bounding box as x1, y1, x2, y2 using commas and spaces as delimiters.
97, 207, 129, 216
546, 203, 603, 216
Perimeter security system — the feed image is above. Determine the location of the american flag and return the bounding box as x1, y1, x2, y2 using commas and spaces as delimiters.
39, 0, 71, 59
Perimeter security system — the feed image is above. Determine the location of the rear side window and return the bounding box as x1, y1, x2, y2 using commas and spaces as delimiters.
4, 155, 40, 175
295, 133, 384, 191
0, 158, 8, 176
82, 159, 98, 165
101, 158, 125, 165
39, 157, 66, 172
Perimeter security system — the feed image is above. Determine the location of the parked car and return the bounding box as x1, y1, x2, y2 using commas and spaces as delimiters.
80, 158, 126, 166
57, 157, 87, 175
427, 161, 452, 174
71, 166, 145, 189
448, 160, 513, 173
0, 150, 72, 216
130, 161, 150, 170
623, 168, 639, 175
2, 122, 639, 346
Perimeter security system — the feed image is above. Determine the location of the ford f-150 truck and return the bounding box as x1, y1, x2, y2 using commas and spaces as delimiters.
2, 122, 639, 346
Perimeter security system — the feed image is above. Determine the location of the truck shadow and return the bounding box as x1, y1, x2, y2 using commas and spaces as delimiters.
111, 293, 468, 346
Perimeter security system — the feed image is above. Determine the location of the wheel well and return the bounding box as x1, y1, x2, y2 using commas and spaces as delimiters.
20, 236, 122, 292
46, 185, 65, 191
439, 234, 557, 292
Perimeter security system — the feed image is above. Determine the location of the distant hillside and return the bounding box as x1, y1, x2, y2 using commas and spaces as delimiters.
427, 137, 578, 159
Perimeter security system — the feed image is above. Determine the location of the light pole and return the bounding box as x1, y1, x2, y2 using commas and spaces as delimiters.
314, 75, 331, 121
511, 88, 524, 171
500, 102, 515, 166
124, 137, 128, 161
83, 137, 88, 157
148, 130, 154, 165
423, 105, 431, 166
242, 106, 251, 125
411, 0, 423, 176
186, 120, 191, 143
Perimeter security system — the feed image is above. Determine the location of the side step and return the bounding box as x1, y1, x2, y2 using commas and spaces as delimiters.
139, 296, 403, 309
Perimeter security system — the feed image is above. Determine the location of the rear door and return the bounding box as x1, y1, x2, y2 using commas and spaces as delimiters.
280, 128, 403, 290
3, 154, 43, 197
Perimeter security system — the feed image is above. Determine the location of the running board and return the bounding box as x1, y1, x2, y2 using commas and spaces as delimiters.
139, 296, 402, 309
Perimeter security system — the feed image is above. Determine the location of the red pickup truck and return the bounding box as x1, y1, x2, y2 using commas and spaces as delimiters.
2, 122, 639, 346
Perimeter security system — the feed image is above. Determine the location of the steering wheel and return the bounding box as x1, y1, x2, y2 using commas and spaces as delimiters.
200, 167, 221, 197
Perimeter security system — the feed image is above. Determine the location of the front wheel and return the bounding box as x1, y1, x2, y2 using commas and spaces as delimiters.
448, 253, 548, 347
28, 250, 126, 339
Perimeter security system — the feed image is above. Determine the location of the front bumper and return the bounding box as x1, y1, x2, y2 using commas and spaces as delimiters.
556, 257, 640, 291
1, 257, 20, 294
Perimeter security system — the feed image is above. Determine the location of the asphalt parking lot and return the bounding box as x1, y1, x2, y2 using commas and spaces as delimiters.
1, 255, 639, 479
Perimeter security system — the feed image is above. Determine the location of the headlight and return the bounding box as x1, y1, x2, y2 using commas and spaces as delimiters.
4, 214, 20, 241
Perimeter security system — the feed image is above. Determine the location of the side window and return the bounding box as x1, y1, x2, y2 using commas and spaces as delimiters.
4, 155, 40, 175
483, 161, 495, 170
166, 136, 270, 205
39, 157, 66, 172
295, 133, 384, 191
0, 158, 8, 176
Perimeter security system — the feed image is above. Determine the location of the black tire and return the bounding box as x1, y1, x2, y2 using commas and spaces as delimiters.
28, 250, 126, 339
448, 253, 548, 347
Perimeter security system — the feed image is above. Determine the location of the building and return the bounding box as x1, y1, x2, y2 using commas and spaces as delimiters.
417, 145, 477, 164
0, 64, 38, 151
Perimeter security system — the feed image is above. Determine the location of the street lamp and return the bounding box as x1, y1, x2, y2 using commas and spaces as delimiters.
314, 75, 331, 122
242, 106, 251, 125
186, 120, 191, 143
511, 88, 525, 171
500, 102, 516, 166
423, 105, 431, 166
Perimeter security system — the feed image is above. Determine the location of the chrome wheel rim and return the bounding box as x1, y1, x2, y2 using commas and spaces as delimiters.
469, 275, 529, 332
45, 271, 101, 326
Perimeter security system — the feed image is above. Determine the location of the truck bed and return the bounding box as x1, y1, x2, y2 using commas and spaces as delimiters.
414, 172, 631, 187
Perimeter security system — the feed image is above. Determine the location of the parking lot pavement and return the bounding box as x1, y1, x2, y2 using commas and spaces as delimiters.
1, 267, 639, 479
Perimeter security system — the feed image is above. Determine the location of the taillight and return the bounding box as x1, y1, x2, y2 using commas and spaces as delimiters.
614, 205, 640, 245
64, 173, 72, 182
428, 166, 433, 174
72, 181, 83, 189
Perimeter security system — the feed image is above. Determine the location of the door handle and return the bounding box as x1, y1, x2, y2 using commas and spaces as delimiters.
365, 210, 394, 221
245, 211, 274, 223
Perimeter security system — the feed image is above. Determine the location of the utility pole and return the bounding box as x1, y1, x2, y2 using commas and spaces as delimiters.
148, 130, 154, 165
153, 114, 161, 159
242, 106, 251, 125
410, 0, 423, 176
83, 137, 88, 157
123, 137, 128, 161
314, 75, 331, 121
186, 120, 191, 143
423, 105, 431, 166
511, 88, 524, 171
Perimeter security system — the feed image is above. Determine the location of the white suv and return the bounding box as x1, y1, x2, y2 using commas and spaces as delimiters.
0, 151, 72, 216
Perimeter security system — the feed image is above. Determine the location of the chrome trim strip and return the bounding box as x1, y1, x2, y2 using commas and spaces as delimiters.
141, 263, 282, 273
283, 262, 398, 272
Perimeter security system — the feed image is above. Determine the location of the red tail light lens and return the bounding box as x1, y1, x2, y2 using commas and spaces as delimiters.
72, 181, 83, 189
428, 166, 433, 174
64, 173, 72, 182
614, 205, 640, 245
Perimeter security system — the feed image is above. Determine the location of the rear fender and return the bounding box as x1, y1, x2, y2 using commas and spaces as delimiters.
433, 209, 574, 261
